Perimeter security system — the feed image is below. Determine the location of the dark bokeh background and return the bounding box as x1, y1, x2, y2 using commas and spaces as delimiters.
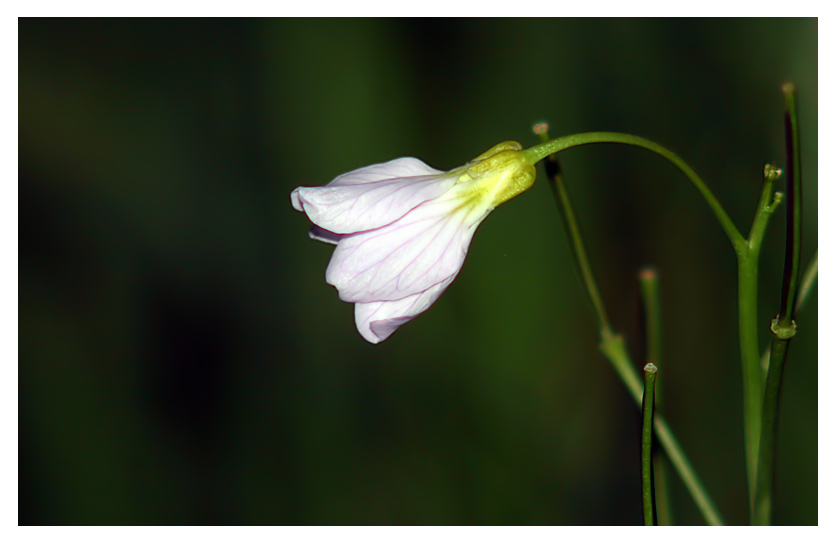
19, 18, 817, 525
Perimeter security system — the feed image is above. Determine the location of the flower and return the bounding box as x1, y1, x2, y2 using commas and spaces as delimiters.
291, 141, 536, 343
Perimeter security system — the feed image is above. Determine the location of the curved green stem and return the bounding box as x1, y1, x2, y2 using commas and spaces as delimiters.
523, 132, 747, 252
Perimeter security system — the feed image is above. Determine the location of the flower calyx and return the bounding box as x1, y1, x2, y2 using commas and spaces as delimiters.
456, 141, 537, 207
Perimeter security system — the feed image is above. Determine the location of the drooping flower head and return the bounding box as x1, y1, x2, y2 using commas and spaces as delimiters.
291, 141, 536, 343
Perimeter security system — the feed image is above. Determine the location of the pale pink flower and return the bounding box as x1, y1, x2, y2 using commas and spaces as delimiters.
291, 142, 535, 343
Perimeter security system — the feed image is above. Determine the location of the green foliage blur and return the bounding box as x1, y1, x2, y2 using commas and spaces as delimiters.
19, 18, 817, 525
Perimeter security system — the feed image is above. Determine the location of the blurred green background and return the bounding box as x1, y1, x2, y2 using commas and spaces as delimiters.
19, 18, 817, 525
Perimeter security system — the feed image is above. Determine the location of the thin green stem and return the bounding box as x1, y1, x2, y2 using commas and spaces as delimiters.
523, 132, 747, 253
639, 268, 672, 526
737, 251, 762, 520
543, 145, 612, 334
642, 363, 659, 526
738, 164, 783, 518
754, 83, 803, 526
777, 83, 803, 326
755, 333, 789, 525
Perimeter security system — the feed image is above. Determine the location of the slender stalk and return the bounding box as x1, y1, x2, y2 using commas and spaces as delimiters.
523, 132, 747, 253
735, 163, 783, 518
639, 269, 672, 526
534, 124, 724, 525
737, 250, 762, 519
777, 83, 803, 324
642, 363, 659, 526
755, 334, 788, 525
754, 83, 803, 526
543, 141, 611, 334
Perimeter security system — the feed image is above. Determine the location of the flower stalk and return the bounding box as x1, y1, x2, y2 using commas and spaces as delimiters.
523, 132, 747, 253
538, 130, 611, 334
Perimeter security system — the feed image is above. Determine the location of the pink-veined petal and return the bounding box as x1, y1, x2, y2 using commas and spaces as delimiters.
354, 277, 454, 344
290, 158, 455, 234
326, 187, 493, 303
327, 157, 443, 187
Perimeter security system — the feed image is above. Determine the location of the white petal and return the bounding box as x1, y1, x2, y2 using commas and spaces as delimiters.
326, 187, 493, 304
327, 157, 443, 187
290, 158, 454, 234
354, 277, 454, 343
